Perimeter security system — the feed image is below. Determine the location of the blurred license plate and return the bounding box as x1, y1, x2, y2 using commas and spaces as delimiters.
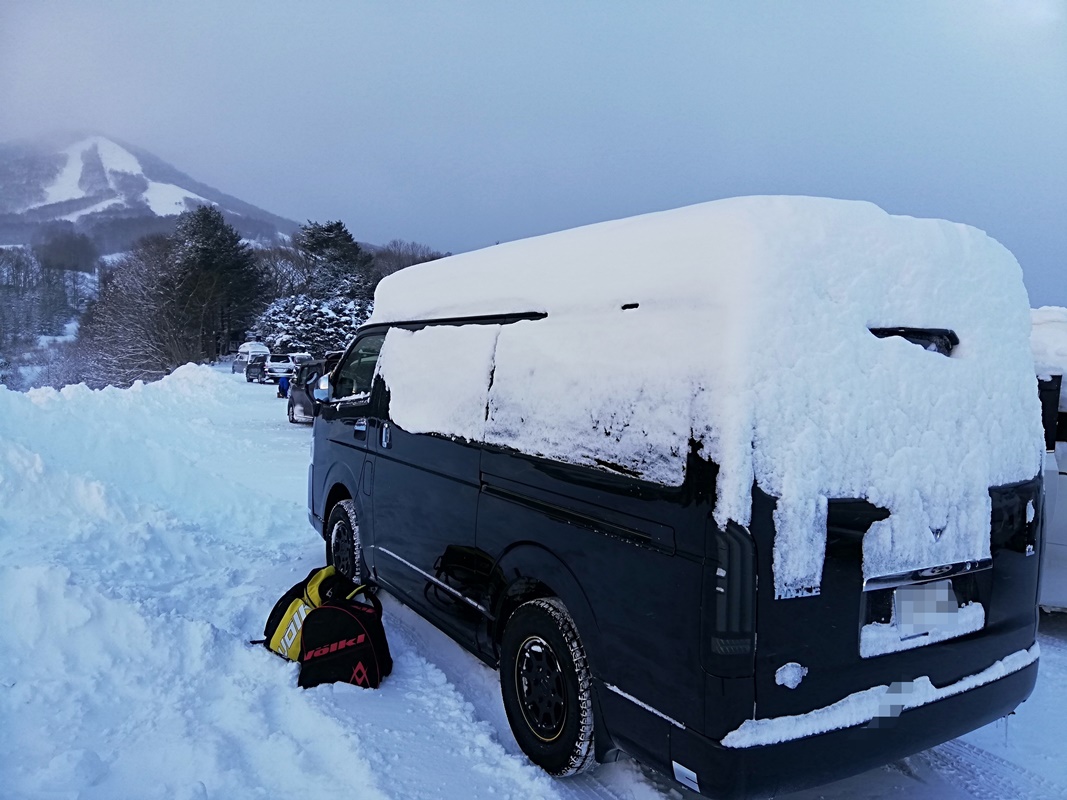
894, 579, 959, 640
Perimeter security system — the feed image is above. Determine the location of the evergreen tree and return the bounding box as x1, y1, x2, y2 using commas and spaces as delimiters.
171, 205, 267, 359
77, 207, 269, 387
294, 220, 376, 302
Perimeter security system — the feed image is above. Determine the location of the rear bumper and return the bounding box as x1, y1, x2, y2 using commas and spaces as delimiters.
669, 652, 1038, 799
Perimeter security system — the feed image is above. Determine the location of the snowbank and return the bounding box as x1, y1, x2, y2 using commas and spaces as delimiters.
0, 367, 565, 800
371, 196, 1043, 597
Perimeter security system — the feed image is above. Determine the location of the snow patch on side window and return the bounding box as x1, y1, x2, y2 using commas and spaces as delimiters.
377, 324, 499, 443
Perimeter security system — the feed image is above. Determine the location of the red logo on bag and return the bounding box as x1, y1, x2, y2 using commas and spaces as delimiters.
303, 634, 366, 661
351, 662, 368, 686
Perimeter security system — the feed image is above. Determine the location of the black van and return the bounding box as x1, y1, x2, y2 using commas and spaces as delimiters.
306, 198, 1044, 798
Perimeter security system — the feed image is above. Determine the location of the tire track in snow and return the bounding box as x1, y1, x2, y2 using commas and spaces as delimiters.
918, 739, 1067, 800
378, 594, 674, 800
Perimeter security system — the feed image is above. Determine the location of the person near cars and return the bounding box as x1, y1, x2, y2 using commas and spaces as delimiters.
277, 374, 290, 398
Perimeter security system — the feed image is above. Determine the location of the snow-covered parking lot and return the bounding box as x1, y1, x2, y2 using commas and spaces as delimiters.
1, 364, 1065, 800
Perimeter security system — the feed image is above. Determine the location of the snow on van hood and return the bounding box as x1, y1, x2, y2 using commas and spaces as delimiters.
371, 196, 1043, 599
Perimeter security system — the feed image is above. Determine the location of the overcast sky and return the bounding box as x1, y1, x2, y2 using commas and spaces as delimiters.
1, 1, 1064, 304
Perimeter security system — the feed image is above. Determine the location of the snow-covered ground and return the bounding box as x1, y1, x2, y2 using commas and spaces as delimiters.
1, 364, 1065, 800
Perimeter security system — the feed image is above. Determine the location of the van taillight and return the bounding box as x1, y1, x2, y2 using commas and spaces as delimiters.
702, 521, 757, 676
990, 476, 1042, 556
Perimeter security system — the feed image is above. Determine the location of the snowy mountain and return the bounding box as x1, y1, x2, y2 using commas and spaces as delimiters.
0, 133, 298, 252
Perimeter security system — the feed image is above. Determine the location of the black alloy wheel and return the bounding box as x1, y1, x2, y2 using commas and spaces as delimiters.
326, 500, 367, 585
499, 597, 595, 776
516, 635, 567, 740
287, 401, 296, 424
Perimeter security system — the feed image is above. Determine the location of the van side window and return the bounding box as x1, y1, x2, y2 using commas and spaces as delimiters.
334, 334, 385, 400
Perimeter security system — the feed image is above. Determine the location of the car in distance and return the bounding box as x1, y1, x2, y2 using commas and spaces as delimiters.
232, 340, 270, 373
244, 353, 268, 383
308, 197, 1044, 798
264, 353, 299, 383
288, 352, 343, 424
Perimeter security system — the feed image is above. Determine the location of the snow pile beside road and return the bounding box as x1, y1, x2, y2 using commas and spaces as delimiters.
0, 366, 564, 800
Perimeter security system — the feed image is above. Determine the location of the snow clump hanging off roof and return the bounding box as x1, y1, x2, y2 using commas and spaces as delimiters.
370, 196, 1043, 599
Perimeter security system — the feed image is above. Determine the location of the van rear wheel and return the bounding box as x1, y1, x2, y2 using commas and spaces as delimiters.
326, 500, 367, 585
500, 597, 595, 777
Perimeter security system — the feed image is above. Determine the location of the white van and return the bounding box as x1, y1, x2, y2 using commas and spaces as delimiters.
232, 341, 270, 374
1031, 306, 1067, 610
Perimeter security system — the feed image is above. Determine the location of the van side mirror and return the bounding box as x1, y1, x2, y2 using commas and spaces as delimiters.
313, 373, 332, 403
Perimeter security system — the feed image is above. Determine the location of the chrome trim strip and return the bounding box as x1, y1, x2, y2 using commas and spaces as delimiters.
863, 558, 992, 592
605, 683, 685, 730
376, 546, 491, 616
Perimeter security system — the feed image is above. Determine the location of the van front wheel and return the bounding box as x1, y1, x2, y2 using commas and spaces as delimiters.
327, 500, 367, 585
500, 597, 595, 777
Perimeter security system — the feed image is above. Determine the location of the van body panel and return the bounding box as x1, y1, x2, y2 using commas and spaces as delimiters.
747, 484, 1041, 723
476, 448, 710, 732
672, 660, 1037, 800
371, 423, 483, 647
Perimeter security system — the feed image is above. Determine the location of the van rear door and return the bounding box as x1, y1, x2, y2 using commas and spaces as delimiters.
745, 483, 1041, 732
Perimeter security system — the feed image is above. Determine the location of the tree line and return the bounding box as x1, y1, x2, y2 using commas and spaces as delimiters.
0, 206, 448, 389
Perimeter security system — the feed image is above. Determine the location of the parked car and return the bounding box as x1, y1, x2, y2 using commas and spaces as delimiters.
263, 353, 299, 383
244, 353, 267, 383
307, 197, 1044, 798
288, 352, 343, 424
268, 351, 313, 384
1031, 307, 1067, 611
232, 341, 270, 374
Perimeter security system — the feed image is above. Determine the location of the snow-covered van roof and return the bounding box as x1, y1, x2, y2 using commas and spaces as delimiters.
369, 195, 1043, 598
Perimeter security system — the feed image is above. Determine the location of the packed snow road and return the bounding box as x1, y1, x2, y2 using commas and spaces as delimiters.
1, 364, 1064, 799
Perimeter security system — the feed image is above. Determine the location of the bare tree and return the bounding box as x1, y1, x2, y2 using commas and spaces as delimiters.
374, 239, 449, 277
256, 244, 315, 297
79, 235, 189, 386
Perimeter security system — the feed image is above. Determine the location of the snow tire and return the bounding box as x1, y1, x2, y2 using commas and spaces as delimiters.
327, 500, 368, 585
500, 597, 596, 777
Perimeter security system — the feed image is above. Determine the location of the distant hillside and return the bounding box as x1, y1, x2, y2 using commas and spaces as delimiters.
0, 133, 299, 253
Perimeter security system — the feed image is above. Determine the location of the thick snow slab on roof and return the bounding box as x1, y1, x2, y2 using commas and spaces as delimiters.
371, 196, 1043, 598
1030, 305, 1067, 411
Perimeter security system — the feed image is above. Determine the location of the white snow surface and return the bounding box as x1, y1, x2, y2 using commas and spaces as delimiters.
32, 136, 208, 218
1, 364, 1066, 799
370, 196, 1043, 598
144, 179, 208, 216
775, 662, 809, 690
860, 602, 987, 659
42, 143, 89, 205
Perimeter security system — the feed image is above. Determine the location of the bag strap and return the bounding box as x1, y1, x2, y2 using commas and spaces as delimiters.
345, 584, 383, 614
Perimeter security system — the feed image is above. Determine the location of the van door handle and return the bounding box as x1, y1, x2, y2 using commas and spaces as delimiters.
381, 422, 391, 449
353, 418, 368, 440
